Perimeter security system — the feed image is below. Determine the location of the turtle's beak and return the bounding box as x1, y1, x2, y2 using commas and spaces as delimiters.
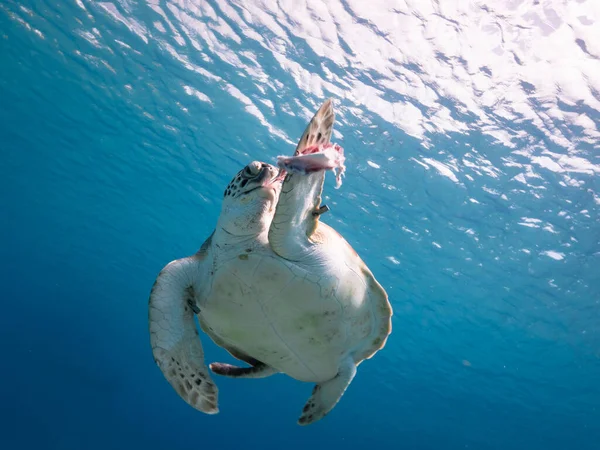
259, 165, 283, 186
246, 164, 284, 193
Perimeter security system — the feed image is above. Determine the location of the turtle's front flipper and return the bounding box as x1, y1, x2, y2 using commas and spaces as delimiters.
209, 361, 278, 379
269, 99, 341, 261
298, 357, 357, 426
149, 256, 219, 414
293, 98, 335, 156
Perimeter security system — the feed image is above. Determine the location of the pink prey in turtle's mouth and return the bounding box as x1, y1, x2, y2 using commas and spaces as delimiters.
276, 143, 346, 188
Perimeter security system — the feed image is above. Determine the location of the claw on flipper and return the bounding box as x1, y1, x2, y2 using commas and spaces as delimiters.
312, 205, 330, 216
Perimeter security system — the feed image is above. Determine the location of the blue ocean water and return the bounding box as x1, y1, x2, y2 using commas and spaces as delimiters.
1, 0, 599, 449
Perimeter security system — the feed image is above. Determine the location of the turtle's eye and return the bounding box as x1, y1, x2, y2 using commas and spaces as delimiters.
243, 161, 262, 179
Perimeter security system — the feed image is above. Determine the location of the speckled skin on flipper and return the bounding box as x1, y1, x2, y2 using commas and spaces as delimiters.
148, 249, 219, 414
148, 99, 392, 425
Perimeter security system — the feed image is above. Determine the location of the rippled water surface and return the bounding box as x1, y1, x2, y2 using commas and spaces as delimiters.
1, 1, 599, 449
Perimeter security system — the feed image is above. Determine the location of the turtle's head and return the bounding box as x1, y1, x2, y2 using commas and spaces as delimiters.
215, 161, 285, 241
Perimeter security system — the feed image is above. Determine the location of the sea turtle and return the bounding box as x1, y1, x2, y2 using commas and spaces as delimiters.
148, 99, 392, 425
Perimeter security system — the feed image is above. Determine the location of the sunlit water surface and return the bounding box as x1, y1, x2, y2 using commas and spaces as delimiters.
1, 1, 599, 449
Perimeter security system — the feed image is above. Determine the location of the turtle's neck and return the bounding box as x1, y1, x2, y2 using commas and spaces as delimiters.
211, 226, 268, 252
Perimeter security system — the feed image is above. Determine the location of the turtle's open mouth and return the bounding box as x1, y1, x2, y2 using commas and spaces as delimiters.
271, 168, 287, 184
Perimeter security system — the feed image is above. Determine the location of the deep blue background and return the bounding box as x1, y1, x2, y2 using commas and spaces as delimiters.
1, 1, 599, 449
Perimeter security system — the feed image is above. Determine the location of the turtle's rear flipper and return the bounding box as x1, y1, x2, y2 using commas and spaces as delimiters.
149, 256, 219, 414
298, 357, 357, 426
209, 361, 277, 379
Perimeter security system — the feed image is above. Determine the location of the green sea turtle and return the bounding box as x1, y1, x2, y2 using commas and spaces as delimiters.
148, 99, 392, 425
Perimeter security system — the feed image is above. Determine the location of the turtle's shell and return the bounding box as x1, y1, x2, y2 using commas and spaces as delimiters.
197, 221, 391, 383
